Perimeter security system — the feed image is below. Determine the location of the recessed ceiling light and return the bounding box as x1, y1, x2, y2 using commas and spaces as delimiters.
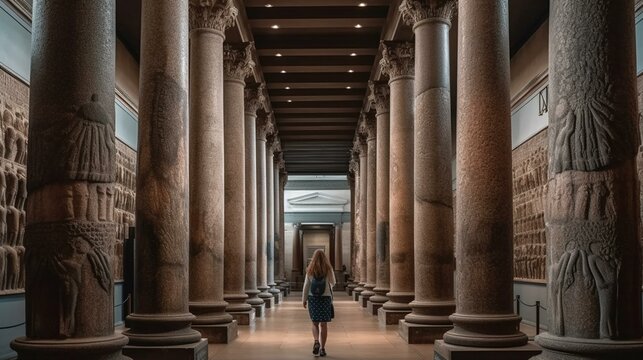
348, 69, 354, 73
287, 100, 292, 103
271, 24, 280, 29
281, 70, 287, 73
266, 4, 273, 7
346, 86, 352, 89
285, 86, 291, 89
355, 24, 362, 28
359, 3, 367, 7
350, 52, 357, 57
276, 53, 282, 57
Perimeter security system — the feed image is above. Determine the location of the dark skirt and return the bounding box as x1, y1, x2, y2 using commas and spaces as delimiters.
307, 295, 333, 322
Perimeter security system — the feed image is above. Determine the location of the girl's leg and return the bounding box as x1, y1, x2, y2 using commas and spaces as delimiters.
320, 322, 328, 348
312, 322, 320, 341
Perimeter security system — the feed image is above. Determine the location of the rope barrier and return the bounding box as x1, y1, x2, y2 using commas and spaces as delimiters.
114, 294, 130, 309
0, 322, 25, 330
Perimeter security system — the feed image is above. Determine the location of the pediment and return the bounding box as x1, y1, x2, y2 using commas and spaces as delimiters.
288, 192, 348, 206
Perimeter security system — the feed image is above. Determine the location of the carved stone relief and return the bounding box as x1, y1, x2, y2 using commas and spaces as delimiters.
512, 129, 548, 281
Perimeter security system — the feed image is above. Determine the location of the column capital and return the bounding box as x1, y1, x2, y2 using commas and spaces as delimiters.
368, 81, 390, 115
256, 111, 275, 141
349, 157, 359, 177
244, 83, 266, 114
268, 133, 281, 153
279, 169, 288, 189
399, 0, 457, 26
360, 112, 377, 141
189, 0, 238, 32
224, 42, 255, 81
380, 41, 415, 79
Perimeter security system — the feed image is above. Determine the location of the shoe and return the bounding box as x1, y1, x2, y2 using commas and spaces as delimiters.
320, 348, 327, 357
313, 341, 320, 356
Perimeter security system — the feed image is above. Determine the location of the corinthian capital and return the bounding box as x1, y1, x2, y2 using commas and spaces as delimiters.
244, 83, 266, 114
368, 81, 390, 115
360, 112, 377, 141
380, 41, 415, 79
399, 0, 457, 26
224, 43, 255, 81
189, 0, 238, 32
256, 111, 275, 140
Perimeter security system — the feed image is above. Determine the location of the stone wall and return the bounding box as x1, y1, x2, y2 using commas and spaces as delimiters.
0, 67, 136, 292
512, 129, 548, 281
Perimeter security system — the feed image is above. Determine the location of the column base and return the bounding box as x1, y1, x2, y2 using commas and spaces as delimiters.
124, 313, 202, 346
268, 288, 281, 304
378, 307, 411, 326
444, 313, 528, 348
398, 320, 452, 344
227, 309, 256, 326
346, 283, 357, 296
434, 339, 542, 360
359, 294, 372, 308
193, 320, 238, 344
367, 300, 384, 315
353, 288, 363, 301
533, 332, 643, 360
11, 333, 131, 360
123, 338, 208, 360
250, 303, 265, 318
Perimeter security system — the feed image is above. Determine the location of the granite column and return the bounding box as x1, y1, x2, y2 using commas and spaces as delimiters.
256, 113, 275, 308
359, 117, 376, 308
121, 0, 207, 358
291, 223, 302, 285
243, 85, 266, 317
534, 1, 643, 359
346, 158, 359, 296
223, 43, 256, 326
436, 1, 537, 358
368, 82, 391, 316
277, 163, 289, 295
379, 42, 416, 325
266, 137, 281, 302
11, 1, 129, 359
354, 137, 368, 302
399, 0, 456, 344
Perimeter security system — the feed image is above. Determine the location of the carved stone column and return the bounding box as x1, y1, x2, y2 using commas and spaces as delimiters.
346, 157, 359, 296
354, 136, 368, 302
11, 1, 130, 359
534, 1, 643, 359
359, 114, 377, 309
184, 0, 238, 344
277, 160, 289, 296
266, 136, 281, 302
223, 43, 255, 327
291, 223, 302, 285
256, 113, 275, 308
436, 1, 539, 359
367, 82, 391, 316
243, 85, 266, 317
379, 41, 415, 326
399, 0, 456, 344
333, 223, 343, 288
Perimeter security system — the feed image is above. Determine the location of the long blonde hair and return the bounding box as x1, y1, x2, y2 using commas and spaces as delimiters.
306, 249, 333, 279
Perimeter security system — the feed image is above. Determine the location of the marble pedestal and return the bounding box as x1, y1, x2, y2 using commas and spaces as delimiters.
353, 290, 363, 302
123, 338, 208, 360
434, 340, 541, 360
228, 309, 255, 326
250, 303, 265, 318
398, 320, 451, 344
378, 307, 410, 326
193, 321, 238, 344
367, 301, 383, 316
359, 294, 371, 308
262, 297, 275, 309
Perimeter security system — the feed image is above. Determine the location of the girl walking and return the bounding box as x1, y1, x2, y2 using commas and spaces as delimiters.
302, 249, 336, 357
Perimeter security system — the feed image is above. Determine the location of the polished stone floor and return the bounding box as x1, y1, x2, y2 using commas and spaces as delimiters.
208, 291, 435, 360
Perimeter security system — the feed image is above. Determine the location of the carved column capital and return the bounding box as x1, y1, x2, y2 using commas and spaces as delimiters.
244, 83, 266, 114
256, 111, 275, 141
349, 157, 359, 177
224, 43, 255, 81
400, 0, 457, 26
380, 41, 415, 79
279, 170, 288, 189
361, 112, 377, 141
269, 134, 281, 153
189, 0, 238, 33
368, 81, 390, 115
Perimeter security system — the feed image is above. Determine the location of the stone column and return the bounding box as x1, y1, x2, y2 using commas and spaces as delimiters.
534, 1, 643, 359
121, 1, 208, 358
379, 41, 415, 326
291, 223, 302, 284
267, 136, 281, 302
334, 224, 343, 271
184, 0, 238, 344
399, 0, 456, 344
346, 158, 359, 296
359, 113, 377, 309
367, 82, 391, 316
223, 43, 255, 327
436, 1, 539, 359
243, 85, 266, 317
353, 136, 368, 302
256, 113, 275, 308
277, 162, 289, 296
11, 1, 130, 359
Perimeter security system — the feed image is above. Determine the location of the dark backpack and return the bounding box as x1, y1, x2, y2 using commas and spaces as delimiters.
310, 276, 326, 296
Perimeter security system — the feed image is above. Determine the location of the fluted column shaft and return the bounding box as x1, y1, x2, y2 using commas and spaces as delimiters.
381, 42, 416, 311
443, 0, 526, 348
535, 1, 643, 358
370, 83, 391, 306
223, 44, 254, 314
244, 86, 264, 307
400, 0, 456, 333
256, 116, 274, 300
11, 1, 129, 358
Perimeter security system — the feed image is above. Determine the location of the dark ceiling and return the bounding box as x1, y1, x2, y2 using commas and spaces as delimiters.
115, 0, 549, 175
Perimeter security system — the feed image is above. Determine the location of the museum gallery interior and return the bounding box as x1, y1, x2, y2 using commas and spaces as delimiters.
0, 0, 643, 359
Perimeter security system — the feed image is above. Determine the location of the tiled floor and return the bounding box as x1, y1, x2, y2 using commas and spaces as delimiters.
208, 291, 435, 360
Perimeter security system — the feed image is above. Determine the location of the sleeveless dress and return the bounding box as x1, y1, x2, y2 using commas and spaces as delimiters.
304, 273, 335, 322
